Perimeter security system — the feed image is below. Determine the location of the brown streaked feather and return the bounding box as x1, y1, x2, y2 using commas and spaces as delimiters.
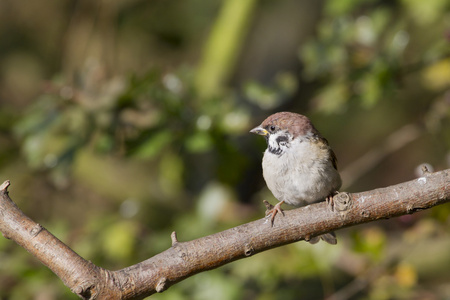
330, 148, 338, 170
320, 136, 339, 171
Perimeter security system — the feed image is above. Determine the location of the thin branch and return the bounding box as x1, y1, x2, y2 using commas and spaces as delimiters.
0, 169, 449, 299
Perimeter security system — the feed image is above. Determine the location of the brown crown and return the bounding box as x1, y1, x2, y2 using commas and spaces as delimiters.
260, 112, 319, 138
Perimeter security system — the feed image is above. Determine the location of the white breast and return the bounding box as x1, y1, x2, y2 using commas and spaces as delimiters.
262, 137, 341, 207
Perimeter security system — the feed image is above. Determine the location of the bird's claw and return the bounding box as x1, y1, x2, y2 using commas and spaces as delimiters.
326, 191, 340, 212
263, 200, 285, 226
326, 194, 334, 211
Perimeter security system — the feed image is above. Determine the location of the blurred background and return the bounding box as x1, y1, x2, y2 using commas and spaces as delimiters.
0, 0, 449, 299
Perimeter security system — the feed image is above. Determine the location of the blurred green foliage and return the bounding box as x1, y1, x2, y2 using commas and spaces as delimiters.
0, 0, 449, 299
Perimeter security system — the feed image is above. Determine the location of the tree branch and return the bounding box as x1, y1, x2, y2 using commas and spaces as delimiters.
1, 169, 449, 299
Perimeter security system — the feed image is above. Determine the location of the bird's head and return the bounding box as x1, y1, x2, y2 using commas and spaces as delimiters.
250, 112, 318, 156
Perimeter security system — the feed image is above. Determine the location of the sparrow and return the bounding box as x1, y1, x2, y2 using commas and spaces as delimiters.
250, 112, 341, 244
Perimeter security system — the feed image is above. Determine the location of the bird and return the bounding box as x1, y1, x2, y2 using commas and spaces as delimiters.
250, 112, 341, 244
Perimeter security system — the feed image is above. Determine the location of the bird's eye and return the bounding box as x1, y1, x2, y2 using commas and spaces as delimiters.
269, 125, 276, 132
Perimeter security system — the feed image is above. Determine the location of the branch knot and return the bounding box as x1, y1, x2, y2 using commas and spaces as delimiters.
30, 224, 43, 237
333, 192, 352, 219
156, 277, 168, 293
244, 243, 254, 256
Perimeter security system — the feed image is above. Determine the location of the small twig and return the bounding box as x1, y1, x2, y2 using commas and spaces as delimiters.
262, 200, 273, 212
170, 231, 178, 246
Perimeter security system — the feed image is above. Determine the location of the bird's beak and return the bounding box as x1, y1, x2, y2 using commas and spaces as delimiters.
250, 126, 269, 136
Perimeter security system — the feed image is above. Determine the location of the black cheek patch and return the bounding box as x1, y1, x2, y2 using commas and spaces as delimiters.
276, 135, 289, 146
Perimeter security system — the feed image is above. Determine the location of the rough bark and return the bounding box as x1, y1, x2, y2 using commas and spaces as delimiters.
0, 169, 449, 299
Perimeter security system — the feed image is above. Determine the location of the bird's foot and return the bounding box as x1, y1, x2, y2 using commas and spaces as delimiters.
263, 200, 285, 226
